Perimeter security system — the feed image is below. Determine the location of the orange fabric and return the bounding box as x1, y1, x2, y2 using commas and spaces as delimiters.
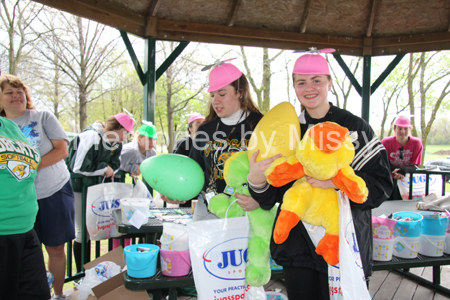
273, 210, 300, 244
332, 169, 366, 204
267, 162, 305, 187
309, 122, 349, 154
316, 233, 339, 265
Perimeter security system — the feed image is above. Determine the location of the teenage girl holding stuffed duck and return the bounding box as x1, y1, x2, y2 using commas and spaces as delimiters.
162, 60, 262, 220
247, 50, 393, 299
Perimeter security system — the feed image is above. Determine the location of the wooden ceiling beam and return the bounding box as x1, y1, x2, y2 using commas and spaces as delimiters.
366, 0, 378, 38
373, 32, 450, 48
227, 0, 243, 26
32, 0, 146, 35
147, 0, 163, 17
154, 29, 363, 56
299, 0, 312, 33
146, 18, 363, 49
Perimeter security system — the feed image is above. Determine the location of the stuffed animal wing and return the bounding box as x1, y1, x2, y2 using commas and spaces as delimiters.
265, 155, 305, 187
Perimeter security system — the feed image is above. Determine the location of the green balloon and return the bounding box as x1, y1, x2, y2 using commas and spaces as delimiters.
140, 154, 205, 201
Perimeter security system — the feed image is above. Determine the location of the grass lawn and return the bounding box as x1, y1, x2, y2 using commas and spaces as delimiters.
423, 144, 450, 162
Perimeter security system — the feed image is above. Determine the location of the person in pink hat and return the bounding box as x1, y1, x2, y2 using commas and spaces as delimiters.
162, 60, 263, 221
247, 50, 393, 299
173, 112, 205, 157
66, 109, 135, 273
381, 116, 423, 198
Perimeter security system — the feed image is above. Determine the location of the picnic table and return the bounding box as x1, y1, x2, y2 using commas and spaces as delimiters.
112, 207, 283, 300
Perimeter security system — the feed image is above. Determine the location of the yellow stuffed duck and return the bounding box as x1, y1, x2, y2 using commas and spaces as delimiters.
265, 121, 369, 266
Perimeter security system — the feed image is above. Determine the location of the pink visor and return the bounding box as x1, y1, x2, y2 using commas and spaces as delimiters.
208, 63, 243, 92
394, 117, 411, 127
188, 113, 205, 124
115, 112, 136, 135
293, 54, 330, 75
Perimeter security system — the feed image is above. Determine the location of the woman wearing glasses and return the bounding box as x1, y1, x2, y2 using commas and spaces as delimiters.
381, 116, 423, 199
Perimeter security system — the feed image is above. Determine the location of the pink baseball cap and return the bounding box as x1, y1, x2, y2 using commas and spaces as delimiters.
208, 63, 243, 92
394, 116, 411, 127
293, 54, 330, 75
115, 112, 136, 135
188, 113, 205, 124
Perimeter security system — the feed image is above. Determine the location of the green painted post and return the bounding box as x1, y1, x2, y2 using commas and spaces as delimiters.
361, 56, 371, 122
144, 38, 156, 123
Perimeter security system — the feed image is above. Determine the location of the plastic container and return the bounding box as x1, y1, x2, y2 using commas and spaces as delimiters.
392, 212, 423, 238
419, 212, 448, 236
123, 244, 159, 278
373, 238, 395, 261
419, 234, 446, 257
372, 216, 397, 240
160, 249, 191, 277
393, 236, 419, 259
269, 257, 283, 271
445, 233, 450, 255
160, 222, 189, 251
266, 291, 289, 300
121, 198, 151, 225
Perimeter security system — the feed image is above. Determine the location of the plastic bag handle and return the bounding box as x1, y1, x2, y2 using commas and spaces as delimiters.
102, 176, 115, 183
225, 198, 248, 219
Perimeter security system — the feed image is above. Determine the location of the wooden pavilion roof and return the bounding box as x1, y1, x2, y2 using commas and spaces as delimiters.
32, 0, 450, 56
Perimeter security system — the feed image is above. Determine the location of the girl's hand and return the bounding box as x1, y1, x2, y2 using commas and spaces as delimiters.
104, 166, 114, 178
235, 194, 260, 211
161, 195, 186, 205
248, 150, 282, 185
306, 176, 337, 189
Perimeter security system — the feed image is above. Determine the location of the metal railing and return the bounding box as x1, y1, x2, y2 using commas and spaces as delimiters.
64, 171, 141, 283
393, 168, 450, 200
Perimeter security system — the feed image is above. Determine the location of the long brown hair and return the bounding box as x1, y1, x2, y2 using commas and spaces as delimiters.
0, 74, 35, 117
203, 74, 261, 124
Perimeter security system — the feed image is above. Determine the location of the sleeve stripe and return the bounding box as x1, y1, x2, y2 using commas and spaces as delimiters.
72, 132, 106, 176
352, 135, 379, 164
352, 143, 386, 171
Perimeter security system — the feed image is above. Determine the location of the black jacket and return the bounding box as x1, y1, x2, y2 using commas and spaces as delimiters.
190, 111, 262, 196
249, 104, 393, 278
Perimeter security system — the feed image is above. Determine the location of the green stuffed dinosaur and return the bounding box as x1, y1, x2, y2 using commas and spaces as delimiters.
208, 151, 277, 287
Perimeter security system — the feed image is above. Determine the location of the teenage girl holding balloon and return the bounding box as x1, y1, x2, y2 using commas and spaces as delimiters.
162, 60, 263, 220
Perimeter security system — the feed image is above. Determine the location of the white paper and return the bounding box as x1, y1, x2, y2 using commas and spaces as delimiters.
129, 209, 148, 229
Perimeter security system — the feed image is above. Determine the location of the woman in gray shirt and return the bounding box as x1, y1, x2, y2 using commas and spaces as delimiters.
0, 73, 74, 300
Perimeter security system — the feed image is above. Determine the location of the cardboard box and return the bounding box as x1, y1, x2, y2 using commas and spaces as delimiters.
70, 246, 150, 300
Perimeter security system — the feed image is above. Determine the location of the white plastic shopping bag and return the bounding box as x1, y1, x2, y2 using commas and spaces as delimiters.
86, 178, 133, 240
132, 177, 155, 203
304, 191, 370, 300
398, 174, 443, 200
329, 192, 371, 300
188, 214, 265, 299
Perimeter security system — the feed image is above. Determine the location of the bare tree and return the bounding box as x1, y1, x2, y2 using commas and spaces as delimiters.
374, 61, 410, 139
409, 52, 450, 160
156, 42, 208, 152
38, 12, 125, 130
0, 0, 44, 75
240, 47, 283, 113
327, 56, 362, 110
